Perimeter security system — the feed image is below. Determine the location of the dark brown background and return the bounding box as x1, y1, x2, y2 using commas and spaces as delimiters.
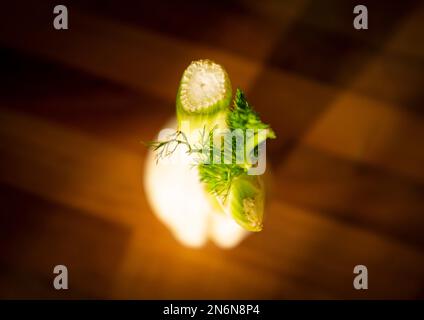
0, 0, 423, 299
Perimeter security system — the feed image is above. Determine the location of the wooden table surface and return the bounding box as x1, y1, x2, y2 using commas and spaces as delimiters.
0, 0, 423, 299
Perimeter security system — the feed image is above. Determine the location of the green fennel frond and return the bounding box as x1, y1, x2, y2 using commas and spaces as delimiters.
198, 163, 245, 199
227, 89, 276, 139
147, 130, 191, 163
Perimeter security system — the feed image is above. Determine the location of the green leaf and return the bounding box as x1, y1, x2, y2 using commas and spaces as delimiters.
198, 163, 245, 199
227, 89, 276, 139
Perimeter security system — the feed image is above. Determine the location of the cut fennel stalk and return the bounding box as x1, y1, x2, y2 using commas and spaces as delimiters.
150, 59, 275, 232
176, 59, 231, 135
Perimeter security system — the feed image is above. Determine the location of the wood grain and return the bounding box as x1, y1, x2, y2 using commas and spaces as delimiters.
0, 0, 423, 299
